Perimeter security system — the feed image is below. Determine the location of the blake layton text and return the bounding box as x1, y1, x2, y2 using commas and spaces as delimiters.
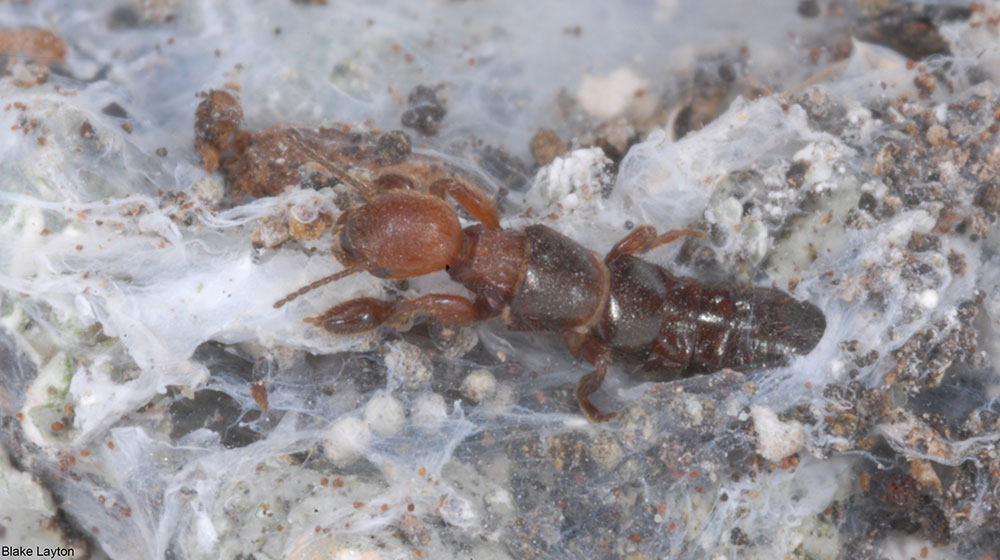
0, 546, 74, 557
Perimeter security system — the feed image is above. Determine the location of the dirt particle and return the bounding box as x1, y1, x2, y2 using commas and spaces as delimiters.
907, 231, 940, 252
925, 124, 948, 146
974, 184, 1000, 214
102, 102, 129, 118
730, 527, 750, 546
786, 160, 810, 188
374, 130, 412, 165
797, 0, 819, 18
947, 251, 967, 276
401, 85, 446, 136
530, 128, 567, 167
400, 514, 432, 545
914, 73, 936, 98
858, 192, 878, 212
250, 381, 268, 410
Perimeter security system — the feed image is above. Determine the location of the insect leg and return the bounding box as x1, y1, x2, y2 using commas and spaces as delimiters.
429, 177, 501, 230
306, 294, 485, 334
606, 225, 704, 262
564, 332, 620, 422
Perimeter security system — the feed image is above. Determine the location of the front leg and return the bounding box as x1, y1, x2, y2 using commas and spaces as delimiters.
306, 294, 486, 334
429, 177, 501, 230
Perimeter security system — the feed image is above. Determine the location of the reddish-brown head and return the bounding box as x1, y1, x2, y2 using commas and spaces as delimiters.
340, 190, 463, 279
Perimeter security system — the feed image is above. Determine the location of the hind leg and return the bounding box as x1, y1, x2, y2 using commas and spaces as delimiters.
606, 225, 703, 262
564, 332, 620, 422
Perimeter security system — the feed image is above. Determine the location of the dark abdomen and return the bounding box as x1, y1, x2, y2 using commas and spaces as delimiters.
595, 254, 825, 376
